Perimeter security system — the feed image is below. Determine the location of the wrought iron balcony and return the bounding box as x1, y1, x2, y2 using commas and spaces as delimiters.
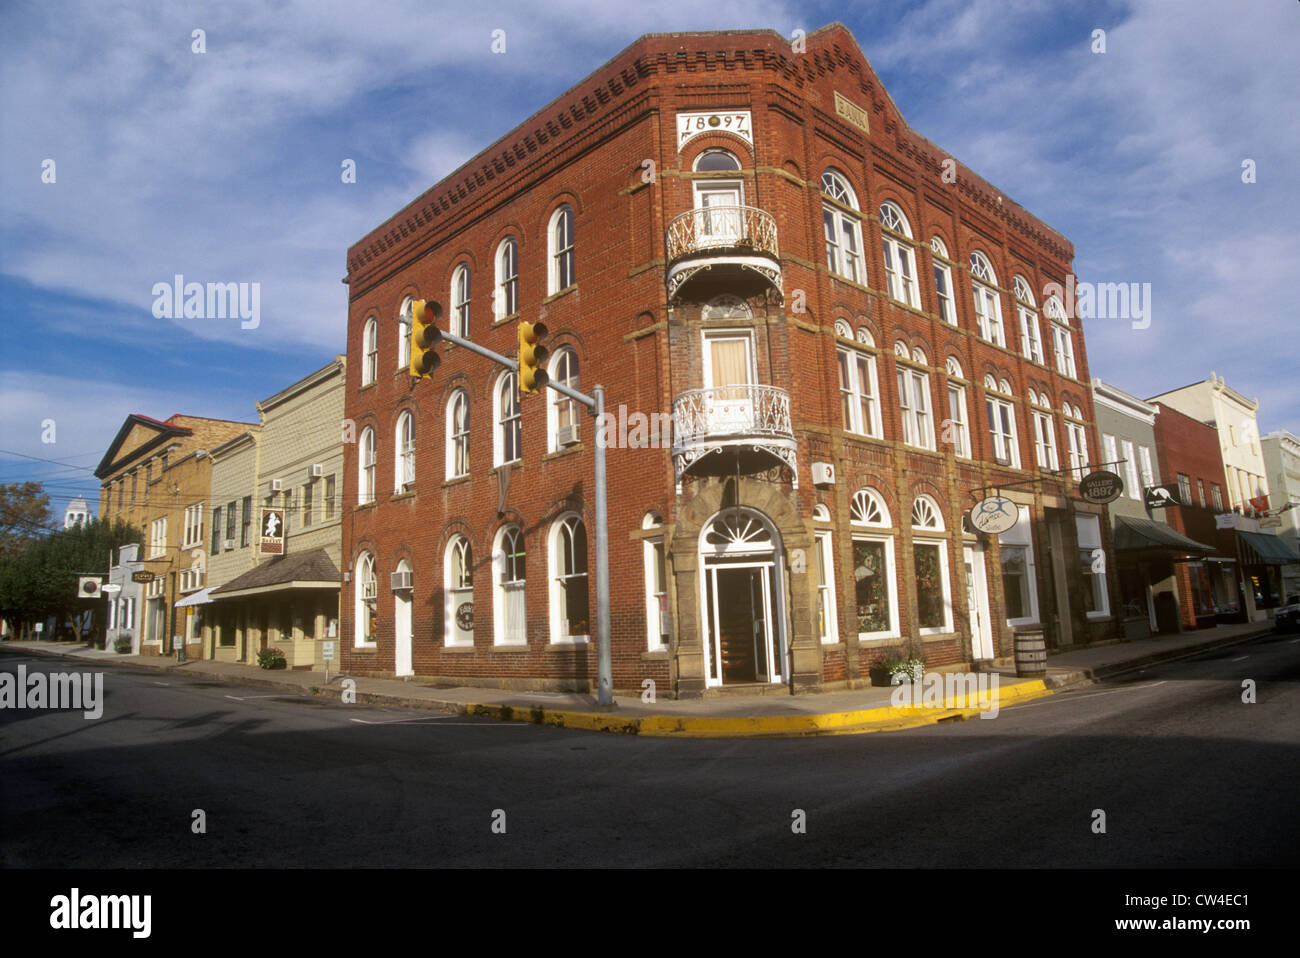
671, 384, 797, 486
665, 206, 781, 301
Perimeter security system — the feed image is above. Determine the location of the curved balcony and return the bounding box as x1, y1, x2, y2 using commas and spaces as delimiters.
665, 206, 782, 302
671, 384, 797, 487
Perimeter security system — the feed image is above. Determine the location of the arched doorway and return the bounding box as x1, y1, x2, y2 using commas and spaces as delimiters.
698, 507, 787, 687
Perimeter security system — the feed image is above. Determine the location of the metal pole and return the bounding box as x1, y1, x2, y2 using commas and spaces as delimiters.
592, 384, 612, 706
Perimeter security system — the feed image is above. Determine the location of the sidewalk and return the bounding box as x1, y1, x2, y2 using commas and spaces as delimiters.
0, 621, 1278, 738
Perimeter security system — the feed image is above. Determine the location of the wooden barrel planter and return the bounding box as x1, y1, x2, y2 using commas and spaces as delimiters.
1013, 628, 1047, 677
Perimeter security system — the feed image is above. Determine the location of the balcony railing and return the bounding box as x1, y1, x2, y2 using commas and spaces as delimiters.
671, 384, 797, 485
666, 206, 779, 264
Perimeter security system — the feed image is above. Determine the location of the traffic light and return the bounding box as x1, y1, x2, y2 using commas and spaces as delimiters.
518, 320, 549, 394
409, 300, 443, 378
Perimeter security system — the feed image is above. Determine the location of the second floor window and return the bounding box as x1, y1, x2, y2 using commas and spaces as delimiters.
447, 389, 469, 479
549, 205, 575, 293
987, 396, 1020, 468
495, 238, 518, 320
1032, 409, 1058, 470
359, 427, 376, 504
837, 347, 881, 437
548, 347, 580, 451
897, 365, 934, 450
879, 202, 919, 308
395, 411, 415, 493
451, 265, 470, 338
149, 517, 167, 558
931, 236, 956, 324
970, 251, 1005, 347
1014, 276, 1045, 365
496, 372, 521, 465
1064, 405, 1089, 480
821, 169, 864, 284
362, 318, 378, 385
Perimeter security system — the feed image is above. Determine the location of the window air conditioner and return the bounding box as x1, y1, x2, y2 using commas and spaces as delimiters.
558, 423, 580, 447
390, 571, 412, 592
270, 479, 283, 492
310, 464, 324, 478
811, 462, 835, 486
223, 538, 235, 551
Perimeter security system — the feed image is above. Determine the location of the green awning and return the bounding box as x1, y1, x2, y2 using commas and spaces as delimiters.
1114, 515, 1215, 555
1238, 531, 1300, 565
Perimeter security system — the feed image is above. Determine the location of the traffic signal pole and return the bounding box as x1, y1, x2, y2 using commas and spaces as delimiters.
433, 327, 614, 707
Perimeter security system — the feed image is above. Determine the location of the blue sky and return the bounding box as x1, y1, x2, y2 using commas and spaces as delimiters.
2, 0, 1297, 517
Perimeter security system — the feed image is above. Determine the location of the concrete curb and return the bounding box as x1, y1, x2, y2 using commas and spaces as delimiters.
1, 624, 1279, 738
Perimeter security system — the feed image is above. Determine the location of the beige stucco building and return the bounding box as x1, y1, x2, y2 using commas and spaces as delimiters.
204, 358, 346, 668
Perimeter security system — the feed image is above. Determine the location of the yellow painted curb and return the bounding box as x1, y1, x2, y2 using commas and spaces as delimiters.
463, 678, 1056, 738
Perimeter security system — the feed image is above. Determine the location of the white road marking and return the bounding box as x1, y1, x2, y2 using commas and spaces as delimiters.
1002, 681, 1168, 711
223, 694, 281, 701
153, 681, 170, 686
1229, 655, 1249, 662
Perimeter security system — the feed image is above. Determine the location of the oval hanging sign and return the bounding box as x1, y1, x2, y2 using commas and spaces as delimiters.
969, 496, 1019, 534
1079, 470, 1123, 504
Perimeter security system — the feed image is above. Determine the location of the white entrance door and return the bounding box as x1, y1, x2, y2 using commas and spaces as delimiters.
394, 594, 412, 676
964, 544, 994, 660
704, 562, 783, 687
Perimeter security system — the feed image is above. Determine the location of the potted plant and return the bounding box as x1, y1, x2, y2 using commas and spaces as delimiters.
887, 641, 926, 685
867, 652, 897, 687
113, 635, 132, 654
257, 647, 287, 670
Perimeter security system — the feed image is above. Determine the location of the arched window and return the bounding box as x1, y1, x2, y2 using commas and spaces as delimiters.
1013, 275, 1044, 365
362, 317, 378, 386
642, 512, 668, 650
850, 487, 898, 639
931, 236, 956, 324
834, 318, 852, 339
547, 347, 580, 451
451, 264, 470, 338
1048, 295, 1077, 379
495, 371, 521, 465
397, 297, 412, 370
550, 514, 589, 642
493, 525, 526, 646
969, 250, 1005, 347
495, 238, 518, 320
880, 202, 919, 308
911, 496, 952, 633
354, 551, 376, 647
394, 410, 415, 494
444, 535, 474, 646
694, 149, 741, 172
946, 356, 964, 379
446, 388, 469, 480
548, 204, 575, 294
821, 169, 864, 284
358, 427, 376, 505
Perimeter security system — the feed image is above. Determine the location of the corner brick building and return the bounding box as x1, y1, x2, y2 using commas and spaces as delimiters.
340, 24, 1116, 697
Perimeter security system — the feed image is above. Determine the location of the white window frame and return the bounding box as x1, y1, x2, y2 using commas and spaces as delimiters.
642, 513, 669, 650
1139, 445, 1155, 488
548, 205, 575, 294
1076, 513, 1110, 619
149, 516, 167, 559
358, 427, 376, 505
821, 170, 865, 284
444, 535, 474, 647
362, 317, 378, 386
911, 495, 953, 635
546, 347, 581, 453
946, 381, 971, 458
931, 237, 956, 325
397, 296, 412, 371
493, 524, 527, 646
814, 528, 838, 644
1032, 410, 1059, 471
850, 487, 899, 640
879, 202, 919, 308
1052, 319, 1077, 379
1121, 439, 1140, 500
451, 264, 470, 338
494, 371, 521, 466
549, 513, 589, 644
999, 505, 1039, 626
495, 237, 518, 321
897, 364, 935, 450
446, 388, 469, 480
986, 395, 1021, 468
1065, 415, 1089, 481
970, 252, 1005, 347
837, 346, 881, 437
395, 410, 415, 494
354, 552, 377, 648
182, 502, 204, 549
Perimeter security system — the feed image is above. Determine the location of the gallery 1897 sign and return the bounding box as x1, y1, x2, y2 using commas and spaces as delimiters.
1079, 470, 1123, 504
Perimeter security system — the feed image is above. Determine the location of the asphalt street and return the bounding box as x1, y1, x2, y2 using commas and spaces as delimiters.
3, 632, 1298, 868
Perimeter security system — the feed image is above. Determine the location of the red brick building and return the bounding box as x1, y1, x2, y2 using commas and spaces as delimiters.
1150, 401, 1244, 627
340, 24, 1117, 697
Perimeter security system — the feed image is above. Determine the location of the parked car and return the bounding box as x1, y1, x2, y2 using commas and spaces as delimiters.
1276, 596, 1300, 633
